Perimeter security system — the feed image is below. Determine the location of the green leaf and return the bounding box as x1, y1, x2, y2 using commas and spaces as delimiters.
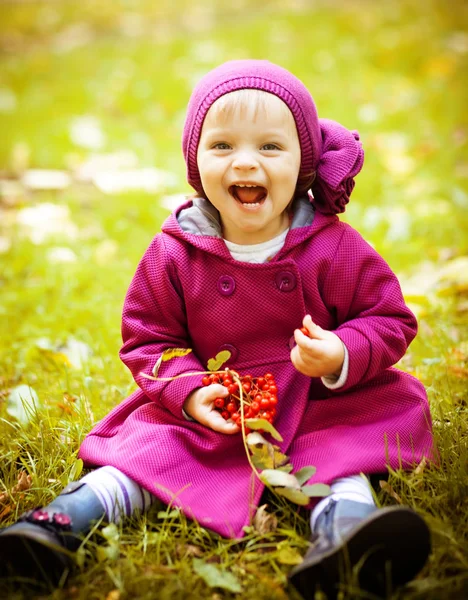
157, 508, 180, 519
294, 466, 316, 486
192, 558, 242, 593
276, 540, 303, 565
275, 487, 311, 505
251, 454, 272, 470
207, 350, 231, 371
96, 543, 119, 562
301, 483, 332, 497
260, 469, 300, 489
69, 458, 83, 482
276, 464, 293, 473
101, 523, 120, 543
245, 418, 283, 441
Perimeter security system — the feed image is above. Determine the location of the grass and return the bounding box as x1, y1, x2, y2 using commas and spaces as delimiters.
0, 0, 467, 598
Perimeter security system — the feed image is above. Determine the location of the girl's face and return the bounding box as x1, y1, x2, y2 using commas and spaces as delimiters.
196, 90, 301, 245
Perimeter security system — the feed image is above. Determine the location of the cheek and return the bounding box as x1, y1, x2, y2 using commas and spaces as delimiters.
198, 157, 224, 182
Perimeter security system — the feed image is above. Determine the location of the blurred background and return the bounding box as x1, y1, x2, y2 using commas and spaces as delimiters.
0, 0, 467, 420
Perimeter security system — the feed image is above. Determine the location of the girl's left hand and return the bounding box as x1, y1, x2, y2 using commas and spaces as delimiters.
290, 314, 345, 378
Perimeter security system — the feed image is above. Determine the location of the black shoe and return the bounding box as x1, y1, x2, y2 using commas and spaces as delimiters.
289, 499, 431, 599
0, 481, 105, 586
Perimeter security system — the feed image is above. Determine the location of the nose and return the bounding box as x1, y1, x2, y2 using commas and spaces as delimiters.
232, 151, 258, 171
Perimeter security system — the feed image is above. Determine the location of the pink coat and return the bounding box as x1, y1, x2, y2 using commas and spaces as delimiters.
79, 201, 433, 538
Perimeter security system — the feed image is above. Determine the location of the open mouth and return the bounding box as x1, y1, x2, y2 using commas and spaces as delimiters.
229, 184, 267, 207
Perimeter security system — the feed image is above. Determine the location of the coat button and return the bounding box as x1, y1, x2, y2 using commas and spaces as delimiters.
275, 271, 297, 292
217, 275, 236, 296
218, 344, 239, 363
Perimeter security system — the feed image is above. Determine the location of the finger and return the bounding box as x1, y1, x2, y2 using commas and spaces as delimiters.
290, 346, 320, 377
290, 345, 308, 371
294, 328, 321, 354
204, 383, 229, 402
205, 411, 240, 434
302, 316, 327, 341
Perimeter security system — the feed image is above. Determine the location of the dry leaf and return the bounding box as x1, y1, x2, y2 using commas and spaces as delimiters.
253, 504, 278, 534
58, 392, 78, 415
379, 480, 402, 504
0, 505, 12, 520
448, 365, 468, 378
106, 591, 120, 600
12, 471, 32, 494
176, 543, 204, 558
413, 457, 428, 477
0, 471, 32, 516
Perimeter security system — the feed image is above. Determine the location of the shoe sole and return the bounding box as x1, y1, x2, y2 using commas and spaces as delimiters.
0, 522, 72, 586
289, 506, 431, 599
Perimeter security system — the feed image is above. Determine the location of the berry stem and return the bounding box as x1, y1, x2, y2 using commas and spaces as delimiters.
229, 370, 263, 484
140, 369, 229, 382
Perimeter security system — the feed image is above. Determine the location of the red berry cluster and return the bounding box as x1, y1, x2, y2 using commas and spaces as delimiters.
201, 371, 278, 430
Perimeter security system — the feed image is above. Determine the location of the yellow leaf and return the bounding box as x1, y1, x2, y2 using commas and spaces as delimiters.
207, 350, 231, 371
161, 348, 192, 361
152, 348, 193, 377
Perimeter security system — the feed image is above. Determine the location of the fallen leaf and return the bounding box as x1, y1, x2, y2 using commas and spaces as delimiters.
93, 168, 176, 195
106, 591, 120, 600
448, 365, 468, 378
16, 203, 78, 244
69, 115, 105, 150
75, 151, 138, 182
253, 504, 278, 534
58, 338, 92, 370
192, 558, 242, 593
0, 470, 32, 508
413, 457, 428, 477
276, 540, 303, 565
7, 384, 41, 425
47, 247, 78, 264
176, 544, 204, 558
0, 505, 12, 520
21, 169, 71, 191
12, 471, 32, 494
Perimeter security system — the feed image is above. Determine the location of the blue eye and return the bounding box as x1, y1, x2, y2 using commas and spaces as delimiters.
262, 143, 280, 151
213, 143, 231, 150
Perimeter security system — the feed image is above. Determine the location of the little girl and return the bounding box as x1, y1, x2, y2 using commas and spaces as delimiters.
0, 60, 434, 598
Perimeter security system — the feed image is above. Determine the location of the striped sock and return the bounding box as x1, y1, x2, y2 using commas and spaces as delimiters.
80, 466, 154, 523
310, 474, 375, 531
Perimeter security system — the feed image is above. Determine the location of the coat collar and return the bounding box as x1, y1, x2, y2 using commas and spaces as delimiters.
161, 195, 338, 260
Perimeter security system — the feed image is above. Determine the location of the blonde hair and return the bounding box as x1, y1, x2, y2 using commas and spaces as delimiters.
207, 89, 295, 131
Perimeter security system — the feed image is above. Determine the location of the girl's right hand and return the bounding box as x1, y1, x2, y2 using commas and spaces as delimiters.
183, 384, 240, 434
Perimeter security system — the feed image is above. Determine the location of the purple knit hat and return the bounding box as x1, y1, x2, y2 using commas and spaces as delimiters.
182, 59, 364, 215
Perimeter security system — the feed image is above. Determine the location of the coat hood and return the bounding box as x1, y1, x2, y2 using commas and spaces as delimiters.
161, 195, 338, 260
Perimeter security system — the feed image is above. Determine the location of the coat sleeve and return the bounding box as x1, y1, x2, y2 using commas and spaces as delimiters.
119, 234, 205, 417
321, 225, 417, 392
